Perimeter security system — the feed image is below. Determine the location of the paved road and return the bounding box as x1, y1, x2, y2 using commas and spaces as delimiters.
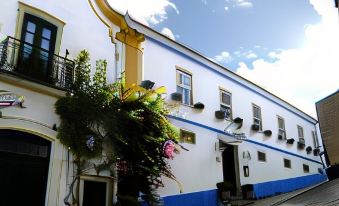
279, 178, 339, 206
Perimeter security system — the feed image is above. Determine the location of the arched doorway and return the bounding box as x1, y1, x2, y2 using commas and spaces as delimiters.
0, 129, 51, 206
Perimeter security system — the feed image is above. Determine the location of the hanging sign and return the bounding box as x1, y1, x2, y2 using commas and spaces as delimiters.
0, 90, 25, 109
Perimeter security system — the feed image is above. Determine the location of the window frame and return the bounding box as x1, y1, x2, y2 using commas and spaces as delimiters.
303, 164, 310, 173
297, 125, 305, 143
79, 175, 113, 206
283, 158, 292, 169
176, 68, 193, 105
277, 116, 286, 140
252, 104, 263, 131
220, 89, 232, 120
257, 151, 266, 162
312, 131, 320, 148
180, 129, 196, 144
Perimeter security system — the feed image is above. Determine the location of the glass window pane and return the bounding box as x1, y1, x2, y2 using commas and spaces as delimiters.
222, 93, 231, 105
42, 28, 51, 39
41, 39, 50, 51
26, 22, 36, 33
24, 33, 34, 44
183, 89, 190, 105
176, 86, 183, 95
183, 75, 191, 86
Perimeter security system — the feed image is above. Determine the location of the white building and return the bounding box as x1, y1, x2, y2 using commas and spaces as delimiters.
0, 0, 125, 205
0, 1, 327, 206
121, 11, 327, 206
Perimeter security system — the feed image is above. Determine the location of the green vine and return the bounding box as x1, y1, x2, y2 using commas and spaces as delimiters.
55, 50, 180, 205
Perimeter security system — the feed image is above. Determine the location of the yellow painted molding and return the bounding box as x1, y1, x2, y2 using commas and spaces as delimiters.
95, 0, 145, 49
87, 0, 115, 43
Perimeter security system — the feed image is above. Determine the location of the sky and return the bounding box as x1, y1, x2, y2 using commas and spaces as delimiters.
107, 0, 339, 118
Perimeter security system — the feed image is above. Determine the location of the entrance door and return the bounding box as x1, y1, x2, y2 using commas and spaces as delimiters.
0, 130, 51, 206
18, 13, 57, 82
222, 145, 237, 195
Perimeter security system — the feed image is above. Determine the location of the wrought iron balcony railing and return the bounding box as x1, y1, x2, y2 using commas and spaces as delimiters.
0, 36, 74, 90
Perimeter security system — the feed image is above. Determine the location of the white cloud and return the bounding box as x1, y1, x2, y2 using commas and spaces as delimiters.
268, 51, 280, 59
161, 27, 176, 40
245, 52, 257, 59
201, 0, 208, 5
215, 51, 233, 63
236, 1, 339, 118
234, 0, 253, 8
107, 0, 179, 25
224, 6, 229, 11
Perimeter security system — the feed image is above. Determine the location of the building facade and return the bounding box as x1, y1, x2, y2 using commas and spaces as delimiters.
0, 1, 328, 206
316, 90, 339, 180
0, 0, 126, 205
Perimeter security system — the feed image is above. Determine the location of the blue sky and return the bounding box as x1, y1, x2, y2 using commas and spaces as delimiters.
108, 0, 338, 117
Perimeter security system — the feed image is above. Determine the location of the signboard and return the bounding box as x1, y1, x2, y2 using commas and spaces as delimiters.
0, 90, 25, 109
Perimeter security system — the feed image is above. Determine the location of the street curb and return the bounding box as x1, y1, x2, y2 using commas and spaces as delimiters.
269, 180, 329, 206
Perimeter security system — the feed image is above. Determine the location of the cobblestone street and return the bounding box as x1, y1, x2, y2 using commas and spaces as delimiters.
278, 178, 339, 206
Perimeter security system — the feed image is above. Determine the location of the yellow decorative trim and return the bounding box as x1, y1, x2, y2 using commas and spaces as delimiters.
94, 0, 145, 49
16, 1, 65, 55
87, 0, 115, 43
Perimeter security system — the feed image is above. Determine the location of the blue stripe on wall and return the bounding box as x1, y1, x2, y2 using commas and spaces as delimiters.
253, 174, 327, 199
146, 36, 316, 125
163, 189, 218, 206
168, 115, 323, 165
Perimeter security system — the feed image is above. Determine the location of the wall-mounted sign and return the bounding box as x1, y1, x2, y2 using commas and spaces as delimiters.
0, 90, 25, 109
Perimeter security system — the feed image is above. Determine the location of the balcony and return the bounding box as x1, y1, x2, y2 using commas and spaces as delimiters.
0, 36, 74, 90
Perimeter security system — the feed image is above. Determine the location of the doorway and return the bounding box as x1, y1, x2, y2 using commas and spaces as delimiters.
0, 129, 51, 206
222, 144, 239, 195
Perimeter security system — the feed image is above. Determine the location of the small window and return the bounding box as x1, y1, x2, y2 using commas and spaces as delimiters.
176, 69, 192, 105
297, 125, 304, 138
180, 129, 196, 144
258, 151, 266, 162
284, 158, 291, 168
303, 164, 310, 173
79, 176, 113, 206
220, 90, 232, 120
312, 131, 319, 148
252, 104, 262, 131
277, 116, 286, 139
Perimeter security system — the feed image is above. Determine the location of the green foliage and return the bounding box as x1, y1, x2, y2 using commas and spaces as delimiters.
55, 50, 180, 205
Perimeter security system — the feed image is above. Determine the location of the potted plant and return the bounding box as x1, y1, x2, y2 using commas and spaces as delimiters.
278, 134, 284, 140
286, 138, 295, 144
306, 146, 312, 154
171, 92, 182, 102
297, 141, 305, 149
215, 110, 226, 119
263, 130, 272, 137
251, 124, 260, 131
193, 102, 205, 110
313, 148, 320, 156
216, 181, 233, 203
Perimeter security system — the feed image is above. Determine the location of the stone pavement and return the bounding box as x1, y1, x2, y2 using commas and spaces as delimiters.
228, 181, 327, 206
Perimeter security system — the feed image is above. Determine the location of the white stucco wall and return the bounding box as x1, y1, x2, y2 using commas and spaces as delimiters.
0, 0, 123, 82
142, 36, 324, 196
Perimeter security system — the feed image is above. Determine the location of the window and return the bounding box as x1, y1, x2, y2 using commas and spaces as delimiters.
180, 129, 196, 144
297, 125, 305, 143
176, 69, 192, 105
277, 116, 286, 139
284, 158, 291, 168
252, 104, 262, 131
257, 151, 266, 162
312, 131, 320, 148
303, 164, 310, 173
220, 90, 232, 120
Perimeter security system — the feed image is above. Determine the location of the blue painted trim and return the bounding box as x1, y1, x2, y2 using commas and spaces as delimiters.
168, 115, 322, 165
141, 189, 218, 206
146, 36, 316, 125
252, 174, 327, 199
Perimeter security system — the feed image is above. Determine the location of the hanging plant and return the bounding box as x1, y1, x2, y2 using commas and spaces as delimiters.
55, 50, 181, 206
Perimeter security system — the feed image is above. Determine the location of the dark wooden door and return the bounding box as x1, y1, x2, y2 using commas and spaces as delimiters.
18, 13, 57, 82
0, 130, 51, 206
83, 181, 107, 206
